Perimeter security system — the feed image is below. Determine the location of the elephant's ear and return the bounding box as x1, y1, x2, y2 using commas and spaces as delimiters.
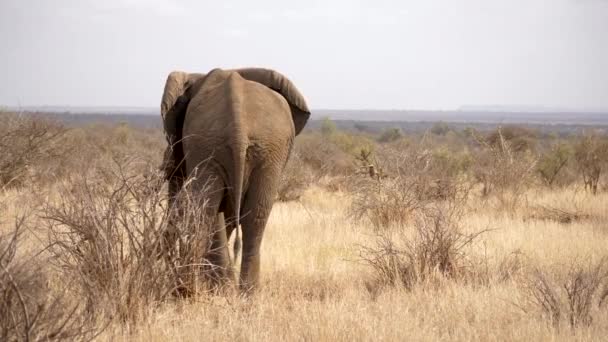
161, 71, 206, 118
160, 71, 205, 142
234, 68, 311, 135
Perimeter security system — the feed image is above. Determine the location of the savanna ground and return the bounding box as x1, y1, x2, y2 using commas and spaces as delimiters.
1, 112, 608, 341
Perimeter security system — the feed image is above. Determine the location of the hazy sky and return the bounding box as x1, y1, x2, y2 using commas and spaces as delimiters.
1, 0, 607, 110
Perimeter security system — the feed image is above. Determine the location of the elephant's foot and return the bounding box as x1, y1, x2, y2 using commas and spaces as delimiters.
238, 252, 261, 295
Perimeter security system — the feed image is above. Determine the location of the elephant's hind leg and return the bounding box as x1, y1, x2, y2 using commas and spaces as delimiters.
190, 172, 233, 289
238, 169, 280, 293
212, 212, 236, 283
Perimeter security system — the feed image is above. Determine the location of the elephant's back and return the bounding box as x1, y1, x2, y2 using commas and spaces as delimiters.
184, 72, 294, 149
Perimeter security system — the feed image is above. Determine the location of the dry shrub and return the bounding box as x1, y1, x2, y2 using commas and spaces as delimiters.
349, 145, 471, 230
0, 113, 165, 189
0, 112, 68, 188
471, 127, 538, 212
294, 133, 356, 177
350, 177, 432, 230
496, 250, 527, 283
379, 143, 471, 201
537, 142, 573, 188
293, 132, 358, 193
485, 125, 537, 153
377, 127, 403, 143
277, 152, 313, 202
522, 258, 608, 329
1, 216, 97, 341
573, 132, 608, 195
58, 124, 165, 180
43, 157, 215, 324
360, 202, 488, 291
330, 132, 376, 158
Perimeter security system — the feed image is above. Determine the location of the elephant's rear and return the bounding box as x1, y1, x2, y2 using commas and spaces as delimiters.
182, 70, 295, 221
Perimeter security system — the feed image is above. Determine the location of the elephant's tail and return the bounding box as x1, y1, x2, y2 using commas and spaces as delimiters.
231, 143, 245, 262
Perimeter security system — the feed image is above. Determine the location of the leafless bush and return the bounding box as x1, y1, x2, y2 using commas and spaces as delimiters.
294, 133, 356, 177
350, 145, 471, 230
471, 127, 538, 212
574, 132, 608, 195
360, 203, 488, 290
496, 250, 527, 283
43, 157, 215, 324
277, 152, 313, 202
350, 177, 429, 230
0, 112, 68, 188
382, 143, 472, 199
1, 215, 97, 341
56, 124, 166, 181
485, 125, 537, 153
523, 258, 608, 329
537, 142, 573, 188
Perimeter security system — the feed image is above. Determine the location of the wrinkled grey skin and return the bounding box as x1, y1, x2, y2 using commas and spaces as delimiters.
160, 68, 310, 292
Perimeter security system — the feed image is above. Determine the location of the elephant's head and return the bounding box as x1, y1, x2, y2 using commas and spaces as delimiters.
160, 68, 311, 141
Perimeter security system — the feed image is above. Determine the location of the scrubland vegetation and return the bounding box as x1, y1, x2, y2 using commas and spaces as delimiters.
2, 111, 608, 341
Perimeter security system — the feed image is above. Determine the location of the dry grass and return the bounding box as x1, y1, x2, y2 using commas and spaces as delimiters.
2, 121, 608, 341
3, 178, 608, 341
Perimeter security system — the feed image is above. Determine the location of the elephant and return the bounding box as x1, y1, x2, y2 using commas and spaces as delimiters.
160, 67, 310, 292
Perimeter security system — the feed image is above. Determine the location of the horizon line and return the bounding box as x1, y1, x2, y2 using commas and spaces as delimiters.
3, 105, 608, 114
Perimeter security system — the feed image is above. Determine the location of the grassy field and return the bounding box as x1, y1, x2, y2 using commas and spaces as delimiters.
2, 113, 608, 341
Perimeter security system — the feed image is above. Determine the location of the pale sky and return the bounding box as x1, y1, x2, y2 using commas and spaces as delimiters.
1, 0, 607, 110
